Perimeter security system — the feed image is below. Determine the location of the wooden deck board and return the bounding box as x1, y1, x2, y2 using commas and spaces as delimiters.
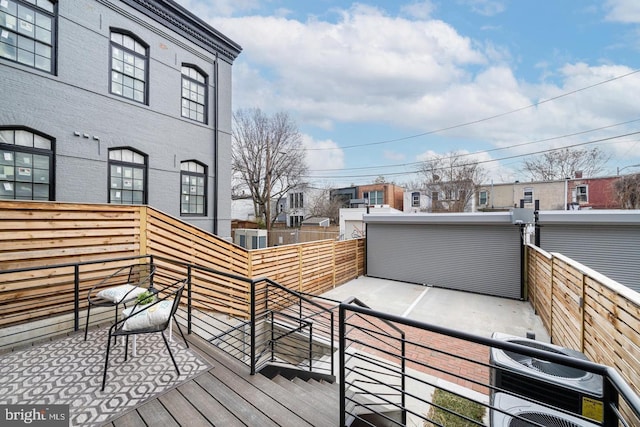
106, 333, 338, 427
109, 409, 145, 427
176, 380, 245, 427
157, 388, 213, 427
134, 398, 179, 427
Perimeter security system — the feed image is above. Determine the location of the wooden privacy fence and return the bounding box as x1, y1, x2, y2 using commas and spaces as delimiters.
526, 243, 640, 395
0, 201, 365, 326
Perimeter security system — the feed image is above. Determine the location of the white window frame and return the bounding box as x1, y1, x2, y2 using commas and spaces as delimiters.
479, 190, 488, 205
576, 185, 588, 203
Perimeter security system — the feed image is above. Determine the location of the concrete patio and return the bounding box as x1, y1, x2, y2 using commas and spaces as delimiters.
320, 276, 550, 341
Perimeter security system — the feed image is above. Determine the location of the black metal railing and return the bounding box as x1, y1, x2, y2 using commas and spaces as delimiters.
0, 254, 339, 380
249, 276, 337, 377
339, 303, 640, 427
4, 254, 640, 427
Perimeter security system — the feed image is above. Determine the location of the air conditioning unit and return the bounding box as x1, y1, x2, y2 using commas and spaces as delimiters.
490, 332, 604, 423
491, 392, 599, 427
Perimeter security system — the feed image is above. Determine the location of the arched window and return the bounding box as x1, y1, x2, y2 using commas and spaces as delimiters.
110, 30, 148, 103
108, 148, 147, 204
0, 0, 56, 72
180, 160, 206, 215
0, 128, 53, 200
181, 65, 207, 123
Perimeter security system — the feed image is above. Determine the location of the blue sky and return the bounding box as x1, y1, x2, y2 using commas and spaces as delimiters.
176, 0, 640, 187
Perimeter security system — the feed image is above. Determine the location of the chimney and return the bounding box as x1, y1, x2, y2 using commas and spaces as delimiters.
574, 171, 583, 179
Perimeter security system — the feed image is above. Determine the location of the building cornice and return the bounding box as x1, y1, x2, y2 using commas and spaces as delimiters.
119, 0, 242, 62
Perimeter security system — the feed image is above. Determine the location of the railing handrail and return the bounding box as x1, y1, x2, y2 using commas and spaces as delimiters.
339, 302, 640, 426
340, 296, 405, 338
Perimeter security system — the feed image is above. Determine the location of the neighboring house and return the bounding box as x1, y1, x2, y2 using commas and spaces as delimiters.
404, 183, 474, 213
567, 176, 620, 209
275, 186, 325, 227
330, 186, 358, 208
476, 180, 566, 211
0, 0, 241, 237
302, 217, 330, 227
231, 197, 257, 222
339, 205, 402, 240
476, 175, 626, 212
331, 183, 405, 211
404, 189, 429, 213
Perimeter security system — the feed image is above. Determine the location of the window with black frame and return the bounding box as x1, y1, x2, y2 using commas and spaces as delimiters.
108, 148, 146, 204
181, 65, 207, 123
0, 128, 53, 200
180, 160, 206, 215
0, 0, 55, 72
110, 31, 147, 103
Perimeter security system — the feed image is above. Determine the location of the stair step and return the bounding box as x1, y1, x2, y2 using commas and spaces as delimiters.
272, 375, 337, 426
294, 377, 335, 400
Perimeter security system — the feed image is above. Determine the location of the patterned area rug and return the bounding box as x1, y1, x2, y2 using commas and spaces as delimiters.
0, 328, 210, 426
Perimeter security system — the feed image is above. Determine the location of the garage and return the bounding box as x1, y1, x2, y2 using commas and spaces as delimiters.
538, 211, 640, 293
364, 213, 524, 299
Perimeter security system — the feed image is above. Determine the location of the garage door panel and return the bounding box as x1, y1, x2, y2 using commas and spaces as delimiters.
367, 224, 522, 299
541, 225, 640, 293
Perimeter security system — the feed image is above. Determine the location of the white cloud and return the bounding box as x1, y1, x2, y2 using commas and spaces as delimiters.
210, 5, 487, 128
604, 0, 640, 23
176, 1, 640, 181
384, 150, 406, 161
302, 134, 345, 176
400, 1, 436, 20
458, 0, 506, 17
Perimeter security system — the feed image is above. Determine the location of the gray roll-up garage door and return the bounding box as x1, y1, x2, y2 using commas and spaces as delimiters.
365, 215, 523, 299
540, 222, 640, 293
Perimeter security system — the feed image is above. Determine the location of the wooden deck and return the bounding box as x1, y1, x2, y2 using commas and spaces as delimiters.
104, 334, 341, 427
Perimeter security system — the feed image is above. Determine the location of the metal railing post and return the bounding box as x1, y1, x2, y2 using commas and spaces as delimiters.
603, 377, 619, 427
270, 311, 275, 363
339, 304, 346, 427
250, 280, 256, 375
74, 264, 80, 331
331, 311, 335, 377
308, 323, 313, 372
187, 265, 192, 335
401, 333, 406, 426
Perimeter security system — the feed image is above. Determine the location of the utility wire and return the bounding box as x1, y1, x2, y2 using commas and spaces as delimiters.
307, 117, 640, 172
302, 130, 640, 179
299, 68, 640, 151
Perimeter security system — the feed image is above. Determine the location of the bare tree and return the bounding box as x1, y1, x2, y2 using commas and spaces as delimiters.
614, 173, 640, 209
523, 147, 610, 181
305, 185, 344, 224
417, 151, 486, 212
232, 109, 308, 231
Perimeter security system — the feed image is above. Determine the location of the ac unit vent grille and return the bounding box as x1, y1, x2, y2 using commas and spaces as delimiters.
504, 340, 586, 379
509, 411, 585, 427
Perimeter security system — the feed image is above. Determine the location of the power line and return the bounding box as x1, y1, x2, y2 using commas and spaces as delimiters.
302, 130, 640, 179
299, 68, 640, 151
307, 117, 640, 172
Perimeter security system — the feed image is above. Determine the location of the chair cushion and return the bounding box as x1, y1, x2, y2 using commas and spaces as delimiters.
122, 299, 173, 331
96, 284, 146, 304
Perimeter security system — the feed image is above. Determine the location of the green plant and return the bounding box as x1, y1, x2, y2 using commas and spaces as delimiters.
136, 291, 155, 305
425, 389, 485, 427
